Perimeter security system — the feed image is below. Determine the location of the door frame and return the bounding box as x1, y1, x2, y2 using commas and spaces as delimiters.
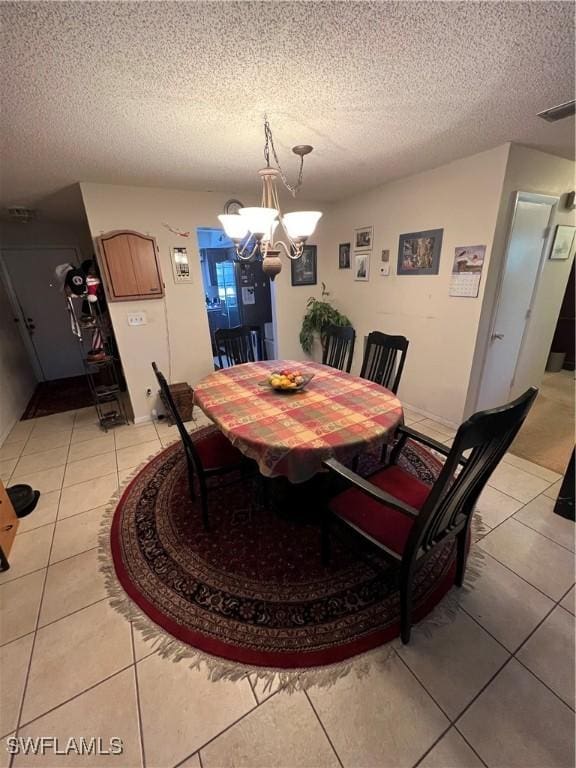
476, 191, 558, 408
0, 245, 81, 381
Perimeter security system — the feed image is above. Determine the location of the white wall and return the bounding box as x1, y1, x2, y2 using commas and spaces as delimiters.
0, 277, 36, 443
466, 145, 576, 411
80, 183, 326, 421
314, 145, 510, 425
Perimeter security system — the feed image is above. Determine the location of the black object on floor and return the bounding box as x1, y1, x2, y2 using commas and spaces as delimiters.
8, 485, 41, 518
554, 448, 575, 521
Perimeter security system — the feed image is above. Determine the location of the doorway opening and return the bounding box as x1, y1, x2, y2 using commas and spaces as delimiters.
196, 228, 275, 368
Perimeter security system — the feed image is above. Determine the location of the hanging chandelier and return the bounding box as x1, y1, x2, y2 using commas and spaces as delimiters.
218, 117, 322, 280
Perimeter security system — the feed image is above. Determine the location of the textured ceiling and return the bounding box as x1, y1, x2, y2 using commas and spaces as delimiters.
1, 1, 574, 217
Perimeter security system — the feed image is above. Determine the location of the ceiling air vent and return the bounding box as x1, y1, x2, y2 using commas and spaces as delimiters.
537, 100, 576, 122
7, 206, 36, 223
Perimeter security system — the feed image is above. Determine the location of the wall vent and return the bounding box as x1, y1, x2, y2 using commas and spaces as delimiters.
6, 206, 36, 223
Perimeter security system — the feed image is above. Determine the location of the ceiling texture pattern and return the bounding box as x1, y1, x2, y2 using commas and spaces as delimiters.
1, 1, 574, 212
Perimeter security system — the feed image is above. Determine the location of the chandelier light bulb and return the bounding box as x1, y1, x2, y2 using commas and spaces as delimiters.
217, 214, 249, 241
239, 207, 278, 237
282, 211, 322, 240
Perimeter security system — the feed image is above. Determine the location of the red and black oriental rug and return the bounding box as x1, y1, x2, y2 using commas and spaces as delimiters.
102, 426, 477, 686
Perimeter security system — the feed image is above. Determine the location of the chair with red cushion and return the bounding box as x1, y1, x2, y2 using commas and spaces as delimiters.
322, 387, 538, 644
152, 362, 251, 530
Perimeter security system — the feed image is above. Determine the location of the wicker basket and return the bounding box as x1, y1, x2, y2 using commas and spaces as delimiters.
160, 382, 194, 424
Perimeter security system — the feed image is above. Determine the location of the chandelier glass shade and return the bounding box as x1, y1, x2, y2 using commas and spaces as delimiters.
217, 120, 322, 279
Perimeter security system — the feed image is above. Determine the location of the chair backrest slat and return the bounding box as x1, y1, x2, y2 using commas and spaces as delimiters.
322, 325, 356, 373
405, 387, 538, 561
360, 331, 409, 394
214, 325, 257, 368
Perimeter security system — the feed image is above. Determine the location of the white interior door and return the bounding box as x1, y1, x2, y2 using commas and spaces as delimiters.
1, 248, 85, 380
476, 193, 557, 411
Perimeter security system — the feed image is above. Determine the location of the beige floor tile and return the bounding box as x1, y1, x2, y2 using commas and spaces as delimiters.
560, 585, 575, 615
131, 624, 164, 662
63, 452, 117, 488
419, 728, 484, 768
31, 412, 76, 434
58, 473, 118, 519
397, 609, 508, 719
178, 754, 201, 768
514, 494, 575, 552
0, 440, 26, 461
0, 526, 53, 585
15, 668, 142, 768
49, 506, 105, 564
458, 659, 575, 768
118, 466, 138, 485
73, 406, 99, 427
249, 673, 282, 704
504, 453, 562, 483
418, 419, 457, 438
517, 606, 575, 708
0, 634, 34, 738
487, 462, 552, 503
116, 440, 161, 471
461, 553, 554, 651
402, 407, 424, 423
10, 466, 65, 495
0, 570, 44, 645
307, 652, 448, 768
5, 421, 35, 444
137, 652, 254, 768
0, 458, 17, 483
0, 735, 14, 768
40, 549, 107, 627
21, 600, 132, 725
544, 479, 563, 500
14, 446, 70, 476
21, 430, 71, 456
410, 422, 448, 444
202, 691, 338, 768
68, 434, 115, 462
479, 519, 575, 600
473, 484, 524, 530
17, 491, 60, 534
114, 424, 158, 450
70, 424, 108, 444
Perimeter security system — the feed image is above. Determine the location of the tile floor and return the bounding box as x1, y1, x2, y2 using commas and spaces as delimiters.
0, 407, 574, 768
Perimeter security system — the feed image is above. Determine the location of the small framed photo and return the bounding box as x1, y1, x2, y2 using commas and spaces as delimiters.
339, 242, 351, 269
354, 226, 373, 250
397, 229, 443, 275
354, 251, 370, 281
291, 244, 317, 286
549, 225, 575, 260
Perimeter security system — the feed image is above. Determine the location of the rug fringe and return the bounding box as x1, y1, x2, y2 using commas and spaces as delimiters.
98, 431, 488, 693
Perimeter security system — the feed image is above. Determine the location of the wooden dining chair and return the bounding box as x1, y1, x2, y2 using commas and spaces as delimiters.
214, 325, 256, 369
152, 362, 250, 530
321, 387, 538, 644
360, 331, 409, 394
322, 325, 356, 373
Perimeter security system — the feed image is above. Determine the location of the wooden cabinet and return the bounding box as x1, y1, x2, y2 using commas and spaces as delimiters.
97, 230, 164, 301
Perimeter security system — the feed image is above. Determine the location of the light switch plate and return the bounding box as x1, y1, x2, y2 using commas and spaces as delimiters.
127, 311, 147, 326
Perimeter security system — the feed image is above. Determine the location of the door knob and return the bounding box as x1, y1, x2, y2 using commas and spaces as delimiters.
491, 333, 504, 340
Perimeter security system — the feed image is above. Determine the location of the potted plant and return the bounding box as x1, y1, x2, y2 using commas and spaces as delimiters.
299, 284, 352, 355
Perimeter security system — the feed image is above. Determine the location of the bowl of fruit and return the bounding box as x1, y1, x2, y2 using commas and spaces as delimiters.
259, 369, 314, 393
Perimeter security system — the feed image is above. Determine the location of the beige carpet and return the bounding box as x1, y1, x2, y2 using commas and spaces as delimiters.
510, 370, 575, 475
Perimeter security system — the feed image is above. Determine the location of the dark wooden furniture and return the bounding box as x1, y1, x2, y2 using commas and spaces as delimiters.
152, 362, 249, 529
360, 332, 409, 394
159, 381, 194, 423
0, 481, 19, 572
97, 231, 164, 301
322, 387, 538, 644
322, 325, 356, 373
214, 325, 257, 369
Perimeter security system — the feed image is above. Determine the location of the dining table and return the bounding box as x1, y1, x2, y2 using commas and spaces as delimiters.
194, 360, 403, 485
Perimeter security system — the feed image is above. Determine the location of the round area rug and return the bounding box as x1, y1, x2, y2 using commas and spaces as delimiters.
106, 427, 459, 671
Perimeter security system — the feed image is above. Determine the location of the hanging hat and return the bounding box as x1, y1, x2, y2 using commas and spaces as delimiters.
54, 263, 74, 292
64, 267, 87, 295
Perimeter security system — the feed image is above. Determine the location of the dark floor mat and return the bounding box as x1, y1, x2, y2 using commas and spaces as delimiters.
21, 376, 93, 420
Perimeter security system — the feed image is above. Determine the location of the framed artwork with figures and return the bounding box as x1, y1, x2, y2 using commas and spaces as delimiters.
291, 245, 317, 286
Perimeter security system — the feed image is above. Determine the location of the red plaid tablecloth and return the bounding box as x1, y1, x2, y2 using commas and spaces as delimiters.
194, 360, 403, 483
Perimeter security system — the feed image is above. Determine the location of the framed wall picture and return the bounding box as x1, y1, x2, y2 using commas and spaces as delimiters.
339, 242, 351, 269
354, 251, 370, 281
354, 226, 373, 250
397, 229, 444, 275
549, 225, 575, 260
291, 244, 317, 286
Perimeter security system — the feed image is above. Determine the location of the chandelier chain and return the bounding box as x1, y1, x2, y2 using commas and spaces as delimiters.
263, 117, 304, 197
